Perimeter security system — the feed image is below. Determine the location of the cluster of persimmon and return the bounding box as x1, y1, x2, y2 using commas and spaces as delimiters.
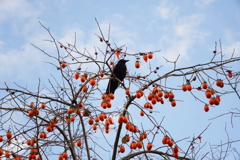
181, 83, 193, 91
125, 122, 138, 134
74, 71, 97, 89
101, 93, 114, 109
148, 87, 176, 107
28, 102, 40, 117
216, 79, 224, 88
129, 141, 143, 150
135, 52, 153, 69
28, 149, 40, 160
26, 138, 37, 146
162, 136, 179, 158
88, 113, 114, 133
119, 132, 148, 153
39, 132, 47, 139
198, 81, 222, 112
58, 152, 68, 160
135, 90, 144, 99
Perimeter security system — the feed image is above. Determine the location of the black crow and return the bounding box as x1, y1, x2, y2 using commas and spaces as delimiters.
106, 59, 129, 94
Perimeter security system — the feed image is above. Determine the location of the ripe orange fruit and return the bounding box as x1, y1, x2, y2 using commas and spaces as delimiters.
28, 110, 34, 117
118, 115, 124, 123
5, 151, 10, 158
202, 82, 208, 89
164, 92, 169, 99
205, 90, 212, 99
128, 125, 135, 132
70, 115, 76, 122
214, 98, 220, 105
160, 98, 164, 104
168, 139, 174, 147
148, 52, 153, 59
61, 62, 66, 68
151, 98, 157, 105
0, 148, 3, 156
41, 103, 46, 109
95, 117, 99, 122
109, 93, 115, 100
0, 136, 3, 142
136, 92, 141, 98
216, 95, 221, 102
26, 140, 33, 146
116, 50, 121, 59
186, 83, 192, 91
74, 73, 80, 80
89, 79, 96, 86
123, 116, 128, 124
146, 142, 153, 150
126, 134, 130, 142
182, 85, 187, 92
143, 54, 148, 62
133, 126, 138, 133
67, 108, 74, 114
6, 131, 12, 139
76, 140, 82, 147
162, 136, 168, 144
137, 141, 143, 149
130, 142, 137, 149
101, 101, 107, 109
169, 92, 174, 98
108, 118, 114, 124
157, 90, 163, 97
34, 109, 40, 115
58, 154, 64, 160
125, 89, 130, 95
148, 93, 153, 100
82, 86, 88, 92
46, 126, 54, 132
209, 98, 215, 105
99, 113, 105, 121
171, 100, 176, 107
105, 128, 110, 133
173, 152, 179, 158
135, 61, 140, 68
227, 71, 232, 78
140, 110, 144, 116
29, 102, 34, 108
92, 124, 98, 130
80, 76, 86, 82
216, 79, 224, 88
99, 71, 104, 77
62, 152, 68, 159
204, 104, 209, 112
119, 145, 125, 153
173, 146, 179, 153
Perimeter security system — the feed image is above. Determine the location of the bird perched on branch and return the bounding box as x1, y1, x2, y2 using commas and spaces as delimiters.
106, 59, 129, 94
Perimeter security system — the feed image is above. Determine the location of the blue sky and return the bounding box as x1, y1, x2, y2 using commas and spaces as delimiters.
0, 0, 240, 159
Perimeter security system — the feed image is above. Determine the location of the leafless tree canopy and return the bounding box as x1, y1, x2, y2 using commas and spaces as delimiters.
0, 20, 239, 160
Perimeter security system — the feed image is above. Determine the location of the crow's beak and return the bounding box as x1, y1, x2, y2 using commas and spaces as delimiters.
125, 60, 129, 63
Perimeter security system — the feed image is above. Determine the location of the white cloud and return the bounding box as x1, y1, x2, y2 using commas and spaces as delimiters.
155, 14, 210, 63
0, 0, 41, 23
224, 41, 240, 57
195, 0, 216, 8
224, 29, 240, 56
155, 0, 179, 20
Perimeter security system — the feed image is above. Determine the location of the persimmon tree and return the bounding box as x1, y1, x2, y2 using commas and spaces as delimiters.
0, 20, 240, 160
